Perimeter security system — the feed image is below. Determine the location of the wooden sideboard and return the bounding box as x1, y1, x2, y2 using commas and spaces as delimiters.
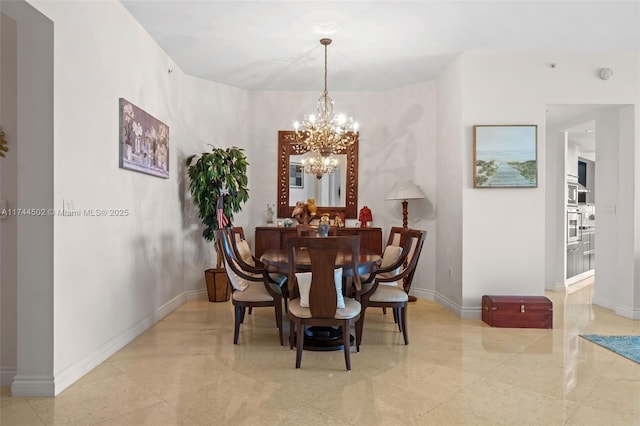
254, 227, 383, 258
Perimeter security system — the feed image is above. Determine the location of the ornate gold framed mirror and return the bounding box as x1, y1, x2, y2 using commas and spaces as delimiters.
277, 130, 359, 219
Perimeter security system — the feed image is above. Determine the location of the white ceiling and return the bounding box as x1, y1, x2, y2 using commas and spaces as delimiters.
120, 1, 639, 92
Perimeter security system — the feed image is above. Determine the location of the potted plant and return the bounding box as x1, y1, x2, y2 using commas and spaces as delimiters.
186, 146, 249, 301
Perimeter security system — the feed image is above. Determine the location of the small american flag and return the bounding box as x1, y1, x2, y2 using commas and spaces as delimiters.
216, 196, 229, 228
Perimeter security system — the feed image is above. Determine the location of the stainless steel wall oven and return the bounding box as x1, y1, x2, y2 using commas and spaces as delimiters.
567, 208, 582, 244
567, 180, 578, 207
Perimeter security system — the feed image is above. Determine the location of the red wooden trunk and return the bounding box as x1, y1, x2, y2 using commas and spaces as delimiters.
482, 295, 553, 329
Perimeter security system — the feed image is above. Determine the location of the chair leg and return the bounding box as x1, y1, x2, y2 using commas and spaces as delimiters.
233, 305, 242, 344
289, 320, 295, 350
274, 299, 283, 346
343, 320, 351, 370
400, 306, 409, 345
295, 320, 304, 368
354, 316, 362, 354
355, 309, 366, 352
248, 307, 253, 315
382, 307, 387, 315
240, 307, 247, 323
392, 307, 398, 324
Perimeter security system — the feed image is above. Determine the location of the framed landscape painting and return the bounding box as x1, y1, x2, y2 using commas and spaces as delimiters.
119, 98, 169, 178
473, 125, 537, 188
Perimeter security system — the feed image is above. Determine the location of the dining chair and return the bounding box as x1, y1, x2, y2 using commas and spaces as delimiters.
286, 236, 363, 370
213, 229, 284, 345
229, 226, 288, 312
358, 227, 407, 316
355, 229, 426, 350
361, 227, 407, 290
296, 224, 338, 237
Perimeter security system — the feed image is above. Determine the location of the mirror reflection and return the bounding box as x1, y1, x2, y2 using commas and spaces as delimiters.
289, 154, 346, 207
277, 130, 358, 219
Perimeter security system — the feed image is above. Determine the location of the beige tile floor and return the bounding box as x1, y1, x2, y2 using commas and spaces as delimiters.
2, 279, 639, 425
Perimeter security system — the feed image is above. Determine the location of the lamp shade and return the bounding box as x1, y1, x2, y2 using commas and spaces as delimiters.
386, 180, 425, 201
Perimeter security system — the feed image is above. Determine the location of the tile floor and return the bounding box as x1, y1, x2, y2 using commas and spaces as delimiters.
2, 279, 639, 425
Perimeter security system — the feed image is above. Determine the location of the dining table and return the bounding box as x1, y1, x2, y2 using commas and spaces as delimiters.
260, 246, 381, 351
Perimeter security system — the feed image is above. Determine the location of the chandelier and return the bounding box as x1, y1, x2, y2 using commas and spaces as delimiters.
300, 154, 338, 179
293, 38, 359, 159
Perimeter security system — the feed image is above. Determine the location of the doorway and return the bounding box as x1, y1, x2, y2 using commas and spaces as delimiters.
545, 104, 634, 310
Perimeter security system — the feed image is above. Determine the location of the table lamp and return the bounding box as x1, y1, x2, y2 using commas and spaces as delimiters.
386, 180, 425, 228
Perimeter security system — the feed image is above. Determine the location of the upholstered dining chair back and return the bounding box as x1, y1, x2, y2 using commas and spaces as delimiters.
229, 226, 253, 266
287, 236, 360, 318
398, 229, 427, 294
360, 227, 410, 291
232, 226, 246, 241
229, 226, 288, 310
386, 226, 405, 247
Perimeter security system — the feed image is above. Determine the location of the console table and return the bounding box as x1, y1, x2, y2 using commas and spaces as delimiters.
254, 227, 383, 258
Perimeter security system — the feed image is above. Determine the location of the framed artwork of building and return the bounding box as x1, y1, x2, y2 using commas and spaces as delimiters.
119, 98, 169, 178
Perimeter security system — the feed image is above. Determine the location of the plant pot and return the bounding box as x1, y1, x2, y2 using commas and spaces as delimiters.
205, 268, 230, 302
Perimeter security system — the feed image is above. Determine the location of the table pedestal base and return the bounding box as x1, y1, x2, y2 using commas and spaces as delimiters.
296, 326, 354, 351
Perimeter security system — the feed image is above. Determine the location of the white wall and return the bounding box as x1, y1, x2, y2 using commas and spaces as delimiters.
0, 12, 19, 386
544, 127, 566, 291
435, 56, 465, 312
248, 82, 438, 296
457, 53, 638, 317
592, 106, 638, 318
4, 0, 251, 396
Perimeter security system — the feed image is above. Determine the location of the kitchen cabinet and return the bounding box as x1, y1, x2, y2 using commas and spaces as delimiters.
567, 239, 581, 278
584, 230, 595, 270
567, 142, 579, 178
567, 243, 581, 278
567, 230, 595, 278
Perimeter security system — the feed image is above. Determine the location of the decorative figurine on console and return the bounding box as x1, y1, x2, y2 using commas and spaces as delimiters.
334, 214, 344, 228
307, 198, 317, 216
358, 205, 372, 228
318, 214, 330, 237
292, 200, 314, 224
266, 204, 275, 225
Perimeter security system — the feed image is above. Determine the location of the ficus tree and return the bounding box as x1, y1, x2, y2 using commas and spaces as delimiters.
186, 146, 249, 242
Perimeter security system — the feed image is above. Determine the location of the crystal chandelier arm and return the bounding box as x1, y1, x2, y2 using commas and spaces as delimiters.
292, 38, 359, 173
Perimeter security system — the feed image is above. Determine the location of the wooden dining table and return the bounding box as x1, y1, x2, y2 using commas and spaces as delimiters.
260, 247, 381, 275
260, 247, 381, 351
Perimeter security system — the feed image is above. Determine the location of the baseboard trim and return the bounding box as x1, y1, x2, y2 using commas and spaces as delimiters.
0, 367, 16, 387
432, 293, 482, 319
10, 290, 203, 397
410, 288, 435, 301
615, 304, 640, 320
185, 289, 208, 301
566, 270, 594, 286
53, 292, 189, 396
11, 375, 55, 397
